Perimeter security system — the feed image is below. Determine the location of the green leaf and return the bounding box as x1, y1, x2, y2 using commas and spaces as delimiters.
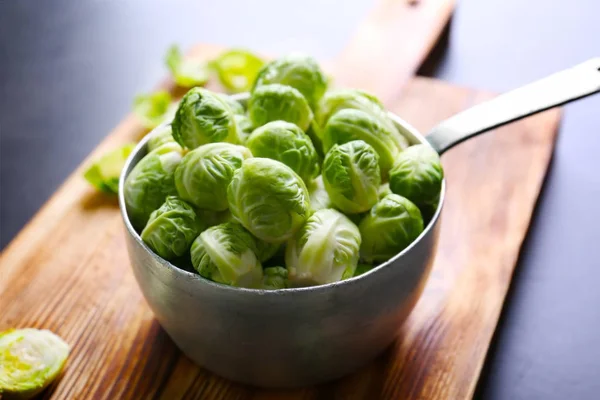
211, 49, 264, 93
84, 143, 136, 194
133, 91, 173, 129
165, 45, 209, 87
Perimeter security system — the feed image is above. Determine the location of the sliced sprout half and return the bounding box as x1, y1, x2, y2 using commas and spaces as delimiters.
84, 143, 136, 194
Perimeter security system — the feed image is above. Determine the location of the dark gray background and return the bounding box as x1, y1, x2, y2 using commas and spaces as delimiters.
1, 0, 599, 398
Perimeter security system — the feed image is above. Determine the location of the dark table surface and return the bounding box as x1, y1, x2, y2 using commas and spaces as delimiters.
1, 0, 599, 398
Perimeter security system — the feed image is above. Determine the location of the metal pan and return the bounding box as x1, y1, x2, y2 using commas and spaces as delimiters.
119, 58, 600, 388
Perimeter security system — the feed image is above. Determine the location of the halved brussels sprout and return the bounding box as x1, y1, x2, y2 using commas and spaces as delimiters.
389, 144, 444, 207
124, 143, 182, 230
217, 93, 245, 115
307, 175, 332, 211
227, 158, 310, 242
147, 125, 176, 152
262, 266, 289, 290
359, 194, 424, 263
133, 91, 173, 130
252, 53, 327, 109
246, 121, 319, 183
322, 140, 381, 214
174, 143, 252, 211
165, 45, 209, 87
322, 109, 401, 172
84, 143, 136, 194
286, 208, 361, 286
248, 84, 313, 132
234, 114, 253, 144
211, 49, 264, 93
190, 221, 263, 288
0, 328, 70, 400
141, 196, 204, 260
172, 87, 239, 149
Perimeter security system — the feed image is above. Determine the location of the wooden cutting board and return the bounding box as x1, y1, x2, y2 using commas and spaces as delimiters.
0, 1, 561, 399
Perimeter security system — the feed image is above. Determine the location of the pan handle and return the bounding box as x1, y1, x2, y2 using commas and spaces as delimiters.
426, 58, 600, 154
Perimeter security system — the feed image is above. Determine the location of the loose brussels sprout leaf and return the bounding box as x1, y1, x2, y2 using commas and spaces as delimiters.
0, 328, 70, 400
307, 175, 332, 211
322, 109, 401, 172
322, 140, 381, 214
190, 221, 263, 288
147, 125, 176, 152
211, 49, 265, 93
286, 208, 361, 286
359, 194, 424, 263
389, 144, 444, 207
141, 196, 205, 260
174, 143, 252, 211
262, 266, 289, 290
217, 93, 245, 115
227, 158, 310, 242
133, 91, 173, 129
246, 121, 320, 184
234, 114, 254, 144
124, 143, 182, 230
172, 87, 239, 149
248, 84, 313, 132
165, 45, 209, 87
316, 89, 408, 151
84, 143, 136, 194
378, 182, 392, 200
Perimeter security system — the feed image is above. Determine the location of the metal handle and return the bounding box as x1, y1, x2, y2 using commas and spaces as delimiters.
426, 58, 600, 154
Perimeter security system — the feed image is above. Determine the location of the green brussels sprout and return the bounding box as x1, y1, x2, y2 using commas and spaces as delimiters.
234, 114, 254, 144
322, 140, 381, 214
0, 328, 70, 400
147, 124, 176, 152
190, 221, 263, 288
316, 89, 409, 151
172, 87, 239, 149
133, 91, 174, 129
227, 158, 310, 242
174, 143, 252, 211
165, 45, 209, 87
141, 196, 204, 260
211, 49, 265, 93
252, 53, 327, 109
217, 93, 245, 115
286, 208, 361, 286
262, 266, 289, 290
377, 182, 392, 199
83, 143, 136, 194
419, 191, 441, 225
389, 144, 444, 207
253, 240, 281, 263
359, 194, 424, 263
124, 143, 182, 230
248, 84, 313, 132
354, 263, 374, 277
246, 121, 320, 183
307, 175, 332, 211
322, 109, 402, 172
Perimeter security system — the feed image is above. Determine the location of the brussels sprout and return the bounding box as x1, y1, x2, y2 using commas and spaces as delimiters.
359, 194, 424, 263
234, 114, 254, 144
286, 208, 361, 286
246, 121, 319, 183
307, 175, 332, 211
165, 45, 209, 87
84, 143, 136, 194
0, 328, 70, 399
377, 182, 392, 200
322, 140, 381, 214
172, 87, 239, 149
147, 125, 176, 152
211, 49, 264, 93
322, 109, 402, 172
248, 84, 313, 132
174, 143, 252, 211
253, 240, 281, 263
389, 144, 444, 207
252, 53, 327, 109
190, 221, 263, 288
133, 91, 173, 129
217, 93, 245, 115
124, 143, 182, 230
262, 266, 289, 290
141, 196, 204, 260
419, 192, 441, 225
228, 158, 310, 242
354, 263, 373, 277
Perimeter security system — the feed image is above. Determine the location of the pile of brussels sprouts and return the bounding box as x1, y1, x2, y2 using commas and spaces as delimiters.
123, 53, 444, 290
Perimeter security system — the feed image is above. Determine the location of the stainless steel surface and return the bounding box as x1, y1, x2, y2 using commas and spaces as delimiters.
118, 59, 600, 388
427, 58, 600, 154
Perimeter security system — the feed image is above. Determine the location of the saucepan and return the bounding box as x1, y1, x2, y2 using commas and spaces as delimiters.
119, 58, 600, 388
